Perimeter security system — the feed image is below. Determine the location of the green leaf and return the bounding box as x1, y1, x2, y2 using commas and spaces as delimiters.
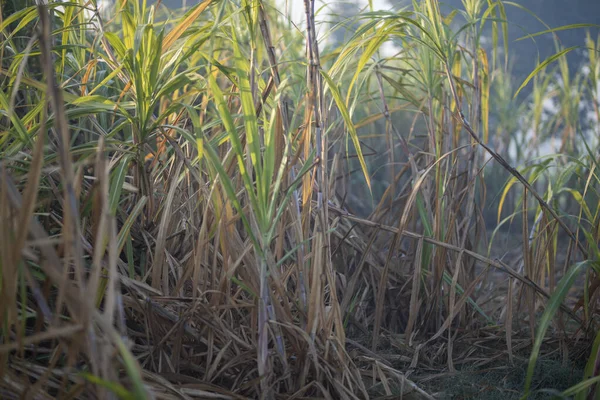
320, 70, 372, 192
208, 73, 260, 220
524, 261, 595, 397
116, 197, 148, 256
80, 373, 135, 400
0, 90, 33, 147
109, 155, 132, 216
515, 24, 600, 41
576, 329, 600, 400
564, 375, 600, 398
231, 29, 263, 213
515, 47, 578, 98
114, 337, 148, 400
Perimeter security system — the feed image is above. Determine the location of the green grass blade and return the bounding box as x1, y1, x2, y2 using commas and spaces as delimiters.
524, 261, 594, 397
320, 70, 372, 192
514, 46, 578, 98
109, 155, 132, 216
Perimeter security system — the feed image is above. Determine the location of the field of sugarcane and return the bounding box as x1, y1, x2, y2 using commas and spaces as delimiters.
1, 0, 600, 398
